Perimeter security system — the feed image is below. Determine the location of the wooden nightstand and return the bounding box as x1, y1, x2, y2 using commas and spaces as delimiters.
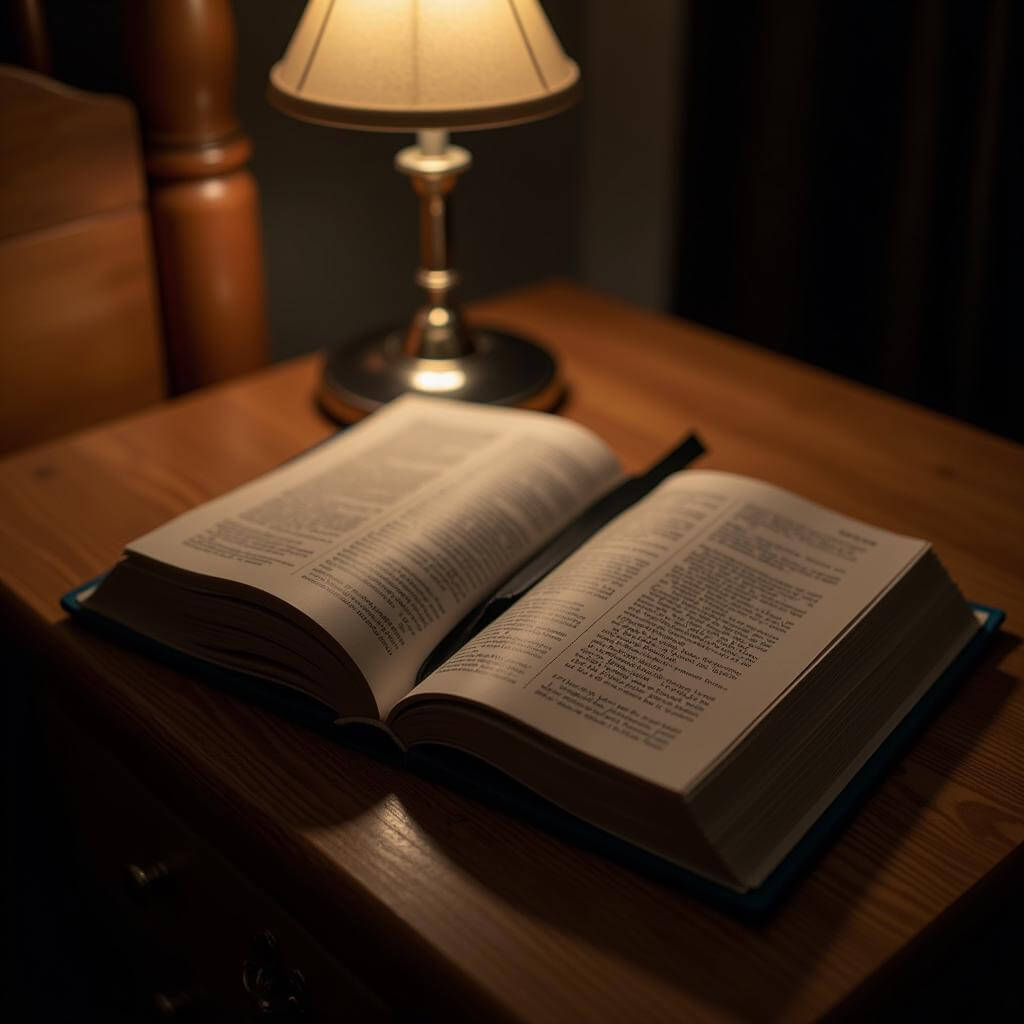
3, 283, 1022, 1021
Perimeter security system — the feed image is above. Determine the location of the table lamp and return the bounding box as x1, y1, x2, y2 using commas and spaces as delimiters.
268, 0, 580, 422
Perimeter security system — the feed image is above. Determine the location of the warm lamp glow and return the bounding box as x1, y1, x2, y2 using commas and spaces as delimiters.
410, 365, 467, 393
267, 0, 576, 418
268, 0, 580, 130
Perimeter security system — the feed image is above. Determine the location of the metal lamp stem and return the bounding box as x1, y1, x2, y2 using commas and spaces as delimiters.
316, 130, 562, 421
396, 132, 474, 359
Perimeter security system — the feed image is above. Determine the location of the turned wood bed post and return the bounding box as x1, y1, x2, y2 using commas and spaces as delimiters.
124, 0, 270, 394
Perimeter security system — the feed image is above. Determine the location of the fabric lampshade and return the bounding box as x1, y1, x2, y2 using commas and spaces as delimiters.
268, 0, 580, 131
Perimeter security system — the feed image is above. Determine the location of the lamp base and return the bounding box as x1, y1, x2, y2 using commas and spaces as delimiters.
317, 327, 564, 423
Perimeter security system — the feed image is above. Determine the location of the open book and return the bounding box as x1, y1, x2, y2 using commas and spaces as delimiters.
70, 396, 988, 896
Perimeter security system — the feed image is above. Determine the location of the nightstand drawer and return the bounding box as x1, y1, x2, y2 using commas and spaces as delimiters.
47, 704, 390, 1021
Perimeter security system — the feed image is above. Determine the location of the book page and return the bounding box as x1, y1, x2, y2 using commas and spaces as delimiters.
123, 396, 623, 714
402, 470, 927, 792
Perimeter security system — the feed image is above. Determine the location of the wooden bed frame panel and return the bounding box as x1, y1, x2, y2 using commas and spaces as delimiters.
0, 0, 270, 452
0, 67, 166, 453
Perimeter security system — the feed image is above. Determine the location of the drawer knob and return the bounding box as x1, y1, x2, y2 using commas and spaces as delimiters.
153, 988, 204, 1017
127, 860, 174, 890
124, 853, 191, 900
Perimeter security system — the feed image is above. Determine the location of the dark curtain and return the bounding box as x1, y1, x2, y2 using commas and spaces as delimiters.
675, 0, 1022, 442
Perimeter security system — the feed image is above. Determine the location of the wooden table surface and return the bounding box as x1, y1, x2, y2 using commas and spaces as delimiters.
2, 281, 1022, 1021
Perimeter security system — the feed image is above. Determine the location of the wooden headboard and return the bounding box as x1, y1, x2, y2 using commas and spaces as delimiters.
0, 67, 166, 452
0, 0, 269, 454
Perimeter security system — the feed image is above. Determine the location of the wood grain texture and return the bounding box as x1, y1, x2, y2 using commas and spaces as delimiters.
0, 65, 145, 240
0, 282, 1021, 1021
0, 211, 166, 452
0, 66, 165, 454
